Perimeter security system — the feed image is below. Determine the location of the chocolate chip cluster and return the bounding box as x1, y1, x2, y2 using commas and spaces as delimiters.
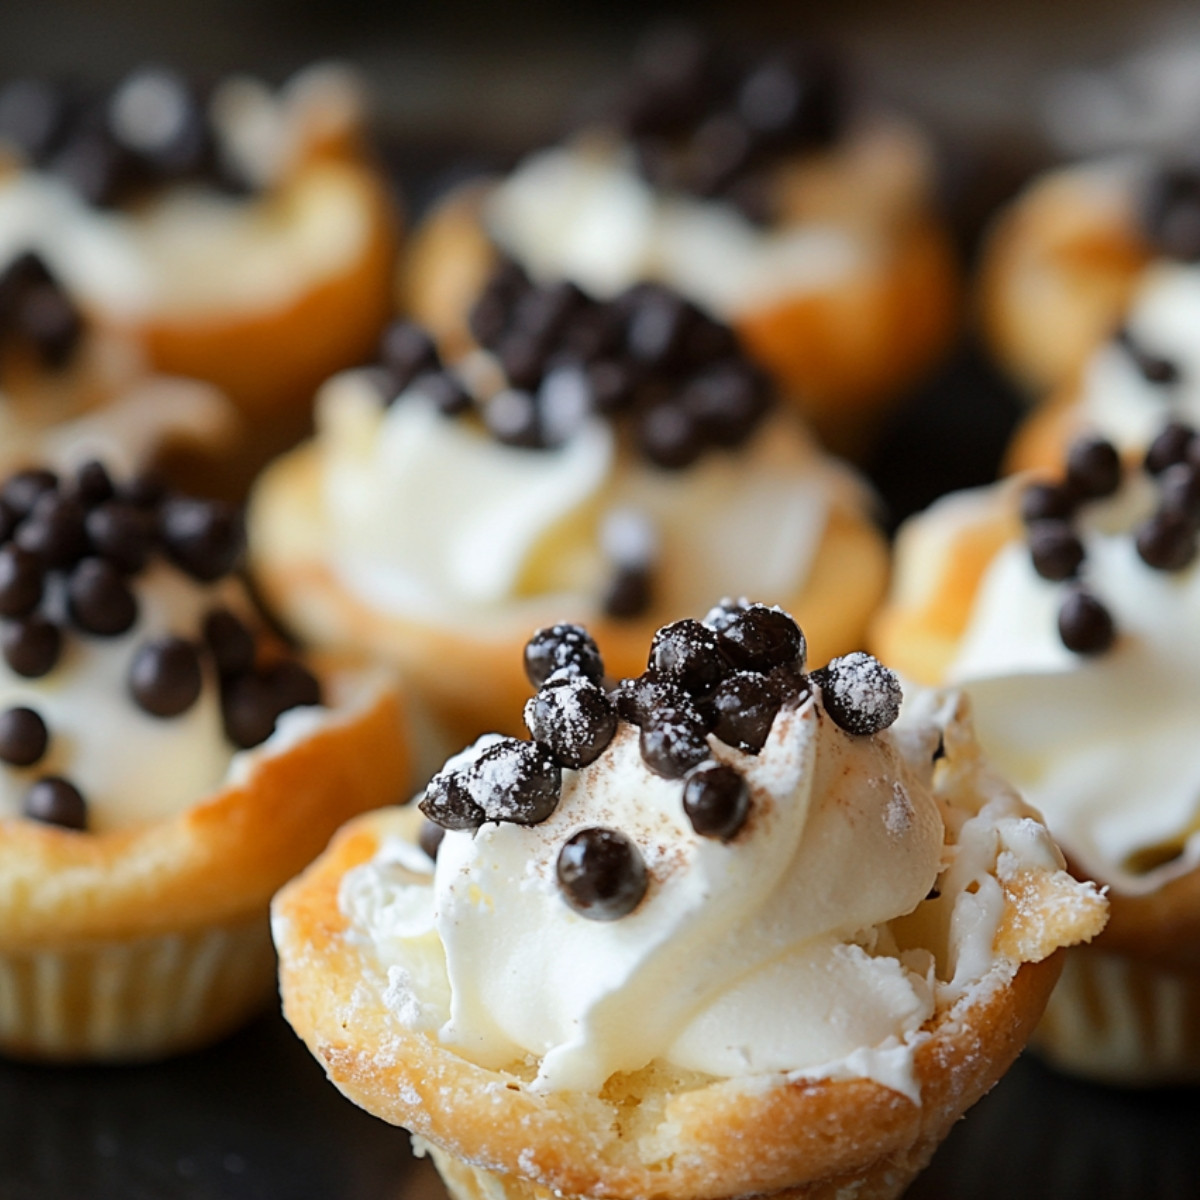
1022, 425, 1200, 654
418, 605, 902, 922
0, 252, 84, 372
603, 26, 845, 224
0, 461, 320, 831
0, 68, 252, 210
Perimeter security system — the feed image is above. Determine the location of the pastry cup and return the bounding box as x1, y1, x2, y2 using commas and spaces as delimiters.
871, 482, 1200, 1084
399, 121, 957, 459
274, 802, 1081, 1200
0, 658, 409, 1062
978, 158, 1149, 399
246, 427, 889, 745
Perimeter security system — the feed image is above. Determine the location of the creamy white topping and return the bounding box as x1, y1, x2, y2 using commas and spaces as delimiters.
338, 689, 1065, 1101
0, 564, 323, 833
485, 139, 864, 319
946, 487, 1200, 894
315, 370, 861, 632
1075, 259, 1200, 449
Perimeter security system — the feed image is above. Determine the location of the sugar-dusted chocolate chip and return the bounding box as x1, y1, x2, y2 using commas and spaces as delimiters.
524, 623, 605, 688
85, 500, 155, 574
50, 127, 137, 209
67, 460, 116, 508
496, 333, 547, 392
682, 761, 751, 840
484, 388, 543, 448
739, 45, 843, 146
602, 565, 653, 619
1158, 461, 1200, 524
0, 78, 73, 164
513, 280, 586, 345
23, 775, 87, 829
0, 705, 49, 766
467, 737, 562, 825
2, 614, 61, 677
17, 281, 84, 369
538, 364, 593, 446
636, 403, 703, 470
379, 319, 441, 391
524, 677, 618, 769
681, 361, 770, 446
556, 826, 648, 920
1, 468, 58, 517
690, 111, 753, 197
612, 671, 688, 727
1135, 510, 1198, 572
108, 66, 209, 175
417, 371, 473, 417
625, 287, 693, 368
160, 496, 244, 581
1145, 422, 1197, 476
812, 652, 902, 736
0, 544, 46, 619
1028, 519, 1085, 582
67, 557, 137, 636
202, 607, 256, 678
709, 670, 781, 754
0, 499, 17, 544
419, 767, 486, 832
15, 492, 88, 568
648, 618, 727, 697
1065, 435, 1122, 500
128, 636, 203, 718
1020, 480, 1078, 524
1057, 588, 1116, 655
710, 602, 806, 674
639, 701, 710, 778
120, 469, 167, 509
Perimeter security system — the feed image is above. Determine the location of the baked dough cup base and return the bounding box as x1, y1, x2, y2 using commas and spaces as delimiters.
0, 660, 410, 1062
400, 179, 957, 462
275, 807, 1066, 1200
247, 440, 890, 746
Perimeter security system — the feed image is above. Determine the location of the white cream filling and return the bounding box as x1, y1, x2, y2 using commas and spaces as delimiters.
485, 140, 866, 318
338, 690, 1052, 1102
315, 370, 855, 633
947, 518, 1200, 894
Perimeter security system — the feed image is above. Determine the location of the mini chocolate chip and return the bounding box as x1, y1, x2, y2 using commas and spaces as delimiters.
524, 623, 605, 688
710, 670, 781, 754
639, 702, 710, 778
513, 281, 586, 344
711, 602, 806, 674
484, 388, 543, 448
418, 818, 446, 861
0, 499, 17, 544
681, 362, 769, 446
202, 607, 256, 678
586, 359, 638, 414
1028, 520, 1085, 581
261, 659, 322, 713
2, 614, 61, 677
683, 761, 751, 840
524, 677, 617, 769
67, 557, 137, 636
128, 636, 203, 718
625, 289, 692, 367
603, 565, 653, 619
379, 319, 441, 389
85, 500, 155, 574
468, 288, 511, 350
220, 672, 277, 749
0, 79, 73, 163
0, 544, 46, 618
108, 66, 209, 174
1144, 422, 1197, 476
1058, 589, 1116, 654
768, 661, 812, 708
1020, 480, 1078, 524
1158, 462, 1200, 523
0, 706, 49, 766
1065, 436, 1122, 499
416, 370, 473, 417
648, 618, 727, 697
466, 737, 562, 825
612, 672, 691, 727
120, 470, 167, 509
496, 333, 547, 392
812, 652, 902, 736
23, 775, 87, 829
637, 403, 703, 469
1115, 328, 1180, 385
1, 468, 58, 517
690, 112, 753, 196
15, 493, 88, 568
16, 282, 83, 369
68, 460, 115, 508
418, 768, 486, 831
160, 496, 244, 581
51, 127, 137, 209
556, 827, 648, 920
1135, 510, 1198, 571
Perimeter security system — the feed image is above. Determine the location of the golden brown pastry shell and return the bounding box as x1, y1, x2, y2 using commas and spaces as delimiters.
247, 437, 890, 745
274, 807, 1063, 1200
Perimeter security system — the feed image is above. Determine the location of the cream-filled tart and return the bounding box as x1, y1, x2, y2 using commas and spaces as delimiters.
0, 460, 409, 1062
874, 420, 1200, 1082
401, 28, 957, 456
248, 286, 889, 744
274, 606, 1105, 1200
0, 63, 399, 472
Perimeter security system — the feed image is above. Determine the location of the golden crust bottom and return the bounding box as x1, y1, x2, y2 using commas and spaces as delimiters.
399, 181, 957, 460
247, 440, 889, 745
274, 808, 1063, 1200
